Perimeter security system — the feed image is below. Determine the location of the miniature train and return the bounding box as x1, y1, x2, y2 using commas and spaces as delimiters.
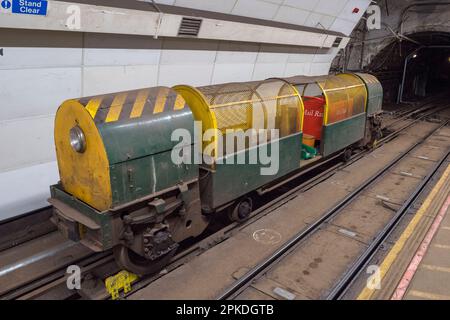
49, 73, 383, 274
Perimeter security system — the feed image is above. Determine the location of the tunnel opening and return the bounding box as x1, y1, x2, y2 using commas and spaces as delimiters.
368, 32, 450, 104
401, 45, 450, 102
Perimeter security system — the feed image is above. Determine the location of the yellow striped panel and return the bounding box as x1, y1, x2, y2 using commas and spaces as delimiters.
85, 97, 103, 119
130, 89, 150, 119
174, 95, 186, 110
105, 93, 128, 123
153, 88, 170, 114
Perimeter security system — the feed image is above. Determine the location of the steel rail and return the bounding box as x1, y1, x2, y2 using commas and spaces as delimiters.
382, 95, 445, 130
327, 148, 450, 299
0, 149, 352, 300
379, 103, 450, 144
217, 119, 449, 300
3, 102, 448, 300
1, 253, 113, 300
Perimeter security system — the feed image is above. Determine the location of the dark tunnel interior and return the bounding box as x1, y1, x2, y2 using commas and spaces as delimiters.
403, 46, 450, 99
369, 32, 450, 104
424, 48, 449, 94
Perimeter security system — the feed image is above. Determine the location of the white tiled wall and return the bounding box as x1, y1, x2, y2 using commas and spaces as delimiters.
211, 43, 259, 83
0, 68, 82, 121
0, 115, 56, 170
154, 0, 371, 36
0, 162, 59, 221
83, 65, 160, 96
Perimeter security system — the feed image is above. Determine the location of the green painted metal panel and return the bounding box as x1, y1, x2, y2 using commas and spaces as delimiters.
50, 185, 114, 249
322, 113, 366, 157
92, 105, 197, 207
98, 109, 194, 165
110, 149, 198, 206
203, 133, 303, 210
355, 73, 383, 116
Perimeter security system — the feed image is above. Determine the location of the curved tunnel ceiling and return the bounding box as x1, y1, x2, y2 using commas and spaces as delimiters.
368, 31, 450, 103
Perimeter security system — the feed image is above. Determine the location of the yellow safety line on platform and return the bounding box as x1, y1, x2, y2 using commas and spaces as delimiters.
408, 290, 450, 300
357, 164, 450, 300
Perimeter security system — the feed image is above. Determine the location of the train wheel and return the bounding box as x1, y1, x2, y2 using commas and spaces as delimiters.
229, 197, 253, 222
113, 245, 175, 276
372, 139, 379, 149
343, 149, 352, 163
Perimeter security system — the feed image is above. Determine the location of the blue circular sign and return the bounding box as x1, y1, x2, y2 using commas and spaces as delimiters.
1, 0, 11, 10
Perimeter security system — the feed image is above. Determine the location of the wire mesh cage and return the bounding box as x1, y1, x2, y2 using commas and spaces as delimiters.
176, 79, 303, 159
355, 73, 383, 115
196, 79, 303, 136
319, 74, 367, 124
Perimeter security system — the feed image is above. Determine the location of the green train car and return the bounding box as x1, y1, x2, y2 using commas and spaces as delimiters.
49, 73, 383, 274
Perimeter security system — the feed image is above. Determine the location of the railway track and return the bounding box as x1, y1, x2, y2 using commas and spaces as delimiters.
0, 206, 55, 252
0, 99, 448, 300
1, 154, 353, 300
217, 118, 450, 300
326, 154, 450, 300
381, 94, 447, 129
381, 96, 449, 137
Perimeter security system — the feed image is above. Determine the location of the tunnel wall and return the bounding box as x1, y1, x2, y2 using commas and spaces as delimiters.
332, 0, 450, 103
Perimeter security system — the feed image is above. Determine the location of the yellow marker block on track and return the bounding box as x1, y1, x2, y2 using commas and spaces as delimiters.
105, 270, 138, 300
357, 164, 450, 300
